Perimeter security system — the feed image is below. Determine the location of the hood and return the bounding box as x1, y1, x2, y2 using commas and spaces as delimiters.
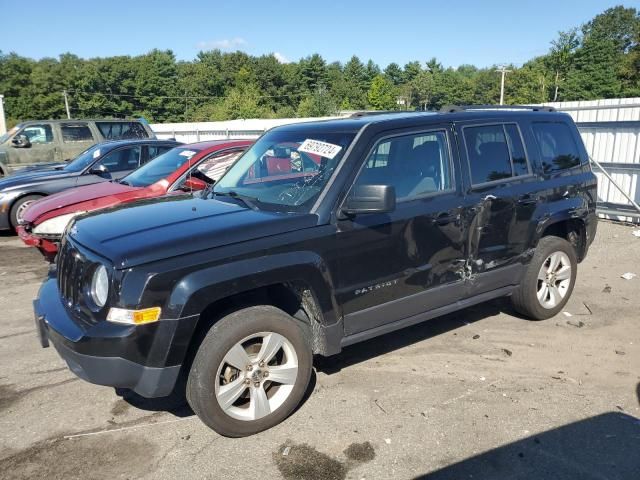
11, 162, 68, 174
69, 196, 318, 268
0, 168, 75, 192
23, 181, 140, 223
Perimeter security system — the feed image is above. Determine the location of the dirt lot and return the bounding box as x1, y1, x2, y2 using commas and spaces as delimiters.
0, 221, 639, 480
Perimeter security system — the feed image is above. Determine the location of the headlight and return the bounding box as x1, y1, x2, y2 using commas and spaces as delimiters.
32, 212, 85, 236
90, 264, 109, 308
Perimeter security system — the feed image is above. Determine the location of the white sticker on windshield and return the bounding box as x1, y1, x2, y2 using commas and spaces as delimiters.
93, 149, 100, 158
179, 150, 197, 158
298, 139, 342, 159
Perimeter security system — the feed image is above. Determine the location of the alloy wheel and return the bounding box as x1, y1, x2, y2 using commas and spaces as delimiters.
214, 331, 299, 421
536, 251, 572, 309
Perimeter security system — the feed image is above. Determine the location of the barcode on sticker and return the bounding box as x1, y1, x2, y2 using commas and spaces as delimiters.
298, 139, 342, 159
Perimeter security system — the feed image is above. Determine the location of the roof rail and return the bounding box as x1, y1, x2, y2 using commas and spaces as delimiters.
348, 110, 413, 118
440, 104, 556, 113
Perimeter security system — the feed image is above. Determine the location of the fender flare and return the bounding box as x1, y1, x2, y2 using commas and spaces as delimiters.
167, 251, 340, 326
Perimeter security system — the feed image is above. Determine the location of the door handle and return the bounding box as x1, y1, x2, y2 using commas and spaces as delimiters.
434, 212, 458, 226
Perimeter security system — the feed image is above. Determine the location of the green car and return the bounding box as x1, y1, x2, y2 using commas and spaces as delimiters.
0, 119, 155, 176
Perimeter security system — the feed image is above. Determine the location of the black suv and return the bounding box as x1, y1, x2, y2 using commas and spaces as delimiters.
34, 107, 597, 437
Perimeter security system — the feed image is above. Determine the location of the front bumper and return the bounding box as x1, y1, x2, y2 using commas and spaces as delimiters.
34, 277, 197, 398
17, 226, 59, 261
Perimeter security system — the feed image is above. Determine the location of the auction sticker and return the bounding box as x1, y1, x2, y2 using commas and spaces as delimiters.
298, 139, 342, 159
179, 150, 197, 158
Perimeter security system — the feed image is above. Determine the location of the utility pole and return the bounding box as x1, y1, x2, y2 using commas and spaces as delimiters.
63, 90, 71, 119
0, 94, 6, 136
496, 66, 512, 105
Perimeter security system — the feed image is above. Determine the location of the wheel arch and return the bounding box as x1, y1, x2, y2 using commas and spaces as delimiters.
167, 252, 342, 360
535, 214, 588, 262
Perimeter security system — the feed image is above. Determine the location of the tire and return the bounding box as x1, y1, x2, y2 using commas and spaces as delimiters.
511, 236, 578, 320
10, 194, 43, 229
186, 305, 313, 437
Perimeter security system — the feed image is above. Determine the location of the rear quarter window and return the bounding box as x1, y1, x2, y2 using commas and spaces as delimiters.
96, 122, 149, 140
531, 122, 581, 174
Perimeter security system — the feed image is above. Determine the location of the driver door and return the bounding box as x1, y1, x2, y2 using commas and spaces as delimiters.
333, 126, 467, 336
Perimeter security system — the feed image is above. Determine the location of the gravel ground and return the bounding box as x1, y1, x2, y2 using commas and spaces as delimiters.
0, 221, 639, 480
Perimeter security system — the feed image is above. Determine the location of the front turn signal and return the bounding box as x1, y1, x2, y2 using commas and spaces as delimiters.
107, 307, 162, 325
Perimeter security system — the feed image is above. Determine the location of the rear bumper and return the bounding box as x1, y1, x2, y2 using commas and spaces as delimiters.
33, 277, 195, 398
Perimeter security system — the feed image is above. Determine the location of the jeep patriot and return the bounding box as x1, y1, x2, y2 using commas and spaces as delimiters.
34, 107, 597, 436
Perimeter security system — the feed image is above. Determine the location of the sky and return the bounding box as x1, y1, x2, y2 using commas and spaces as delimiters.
1, 0, 638, 68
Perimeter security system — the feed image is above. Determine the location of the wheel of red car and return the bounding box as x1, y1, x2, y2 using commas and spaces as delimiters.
10, 195, 43, 229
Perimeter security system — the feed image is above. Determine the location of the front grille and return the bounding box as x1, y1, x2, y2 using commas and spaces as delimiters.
55, 237, 102, 328
57, 238, 87, 308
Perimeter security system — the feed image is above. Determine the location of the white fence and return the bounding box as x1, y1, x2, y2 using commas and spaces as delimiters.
152, 99, 640, 223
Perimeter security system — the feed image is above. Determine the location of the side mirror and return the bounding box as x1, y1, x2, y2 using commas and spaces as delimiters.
181, 177, 208, 191
12, 134, 31, 148
342, 185, 396, 216
88, 164, 110, 176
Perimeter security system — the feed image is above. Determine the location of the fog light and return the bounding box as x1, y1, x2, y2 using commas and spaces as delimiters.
107, 307, 161, 325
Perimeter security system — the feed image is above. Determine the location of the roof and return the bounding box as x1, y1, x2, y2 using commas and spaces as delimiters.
179, 139, 253, 151
274, 109, 572, 135
19, 119, 148, 124
94, 138, 181, 148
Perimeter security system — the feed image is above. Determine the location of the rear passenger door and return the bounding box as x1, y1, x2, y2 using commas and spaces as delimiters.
335, 126, 467, 336
59, 122, 96, 161
457, 122, 538, 296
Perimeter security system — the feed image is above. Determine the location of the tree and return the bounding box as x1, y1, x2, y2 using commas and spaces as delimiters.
383, 62, 403, 85
549, 29, 580, 100
297, 87, 336, 117
342, 55, 368, 109
367, 74, 397, 110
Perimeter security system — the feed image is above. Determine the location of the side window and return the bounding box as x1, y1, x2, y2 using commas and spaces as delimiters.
463, 123, 530, 185
196, 150, 244, 183
20, 124, 53, 144
148, 145, 173, 160
464, 125, 512, 184
61, 123, 94, 143
354, 130, 453, 199
96, 122, 148, 140
96, 147, 142, 172
532, 122, 581, 173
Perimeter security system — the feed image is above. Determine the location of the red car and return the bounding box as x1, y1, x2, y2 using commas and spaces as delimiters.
18, 140, 251, 261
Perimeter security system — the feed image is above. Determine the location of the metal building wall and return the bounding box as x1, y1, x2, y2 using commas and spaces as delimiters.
544, 98, 640, 222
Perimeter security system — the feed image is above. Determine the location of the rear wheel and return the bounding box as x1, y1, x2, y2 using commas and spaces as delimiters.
186, 306, 313, 437
511, 236, 577, 320
10, 194, 43, 230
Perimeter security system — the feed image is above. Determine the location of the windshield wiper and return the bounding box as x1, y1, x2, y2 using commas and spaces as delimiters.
119, 179, 131, 186
213, 191, 259, 210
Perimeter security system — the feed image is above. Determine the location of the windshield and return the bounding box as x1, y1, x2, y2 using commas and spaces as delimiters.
212, 130, 356, 212
0, 125, 20, 144
63, 144, 104, 172
122, 147, 201, 187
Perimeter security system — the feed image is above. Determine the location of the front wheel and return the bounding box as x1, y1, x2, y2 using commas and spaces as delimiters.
10, 194, 43, 229
511, 236, 578, 320
186, 306, 313, 437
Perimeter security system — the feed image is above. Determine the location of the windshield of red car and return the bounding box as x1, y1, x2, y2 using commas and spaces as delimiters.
122, 147, 202, 187
212, 130, 356, 213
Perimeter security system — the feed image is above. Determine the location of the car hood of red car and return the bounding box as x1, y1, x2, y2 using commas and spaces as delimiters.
22, 181, 161, 225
